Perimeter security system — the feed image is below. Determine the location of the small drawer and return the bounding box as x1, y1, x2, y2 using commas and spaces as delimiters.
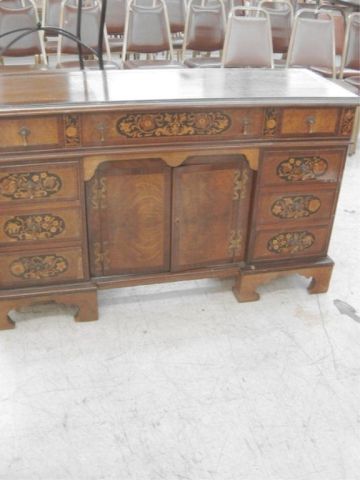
0, 116, 62, 150
0, 246, 85, 288
81, 108, 264, 146
256, 188, 338, 226
0, 206, 82, 245
250, 226, 330, 262
0, 162, 80, 204
280, 108, 340, 137
259, 148, 346, 187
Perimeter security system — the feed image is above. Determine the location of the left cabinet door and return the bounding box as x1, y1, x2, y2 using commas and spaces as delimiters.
86, 159, 171, 277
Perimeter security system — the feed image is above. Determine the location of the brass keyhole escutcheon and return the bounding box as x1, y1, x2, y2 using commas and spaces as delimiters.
96, 123, 107, 143
306, 115, 316, 133
18, 126, 31, 146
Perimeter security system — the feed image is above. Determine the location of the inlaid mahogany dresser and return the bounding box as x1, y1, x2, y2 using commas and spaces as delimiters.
0, 68, 358, 329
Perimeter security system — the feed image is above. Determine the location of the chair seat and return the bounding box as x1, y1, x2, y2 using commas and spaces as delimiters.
56, 59, 121, 70
123, 59, 184, 69
309, 66, 334, 77
0, 64, 50, 74
184, 57, 222, 68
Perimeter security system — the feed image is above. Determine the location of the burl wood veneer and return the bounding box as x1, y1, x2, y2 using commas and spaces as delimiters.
0, 68, 358, 329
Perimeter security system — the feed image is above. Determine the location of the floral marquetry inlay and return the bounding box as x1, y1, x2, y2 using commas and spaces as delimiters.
271, 195, 321, 220
10, 255, 68, 280
4, 214, 65, 241
263, 108, 280, 136
0, 172, 62, 200
340, 108, 355, 136
277, 156, 328, 182
267, 231, 315, 255
64, 114, 81, 147
116, 112, 231, 138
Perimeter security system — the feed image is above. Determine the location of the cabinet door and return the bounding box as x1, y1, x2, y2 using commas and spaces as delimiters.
171, 156, 253, 271
87, 159, 171, 276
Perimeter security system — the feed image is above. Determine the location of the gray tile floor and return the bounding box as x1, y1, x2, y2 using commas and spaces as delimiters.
0, 141, 360, 480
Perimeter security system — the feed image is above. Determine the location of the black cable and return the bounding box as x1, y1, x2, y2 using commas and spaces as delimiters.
76, 0, 84, 70
97, 0, 107, 70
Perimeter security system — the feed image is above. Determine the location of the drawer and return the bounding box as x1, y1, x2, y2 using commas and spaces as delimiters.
81, 108, 265, 146
250, 226, 330, 262
0, 206, 82, 245
256, 188, 338, 226
0, 162, 80, 204
259, 148, 346, 187
0, 246, 85, 288
280, 108, 340, 137
0, 116, 62, 150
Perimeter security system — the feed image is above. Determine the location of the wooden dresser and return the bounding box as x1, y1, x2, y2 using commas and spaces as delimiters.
0, 68, 358, 329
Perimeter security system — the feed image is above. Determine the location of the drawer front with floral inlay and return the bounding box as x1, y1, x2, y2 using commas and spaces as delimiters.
0, 246, 85, 288
81, 108, 265, 146
256, 188, 338, 226
0, 162, 80, 205
0, 207, 82, 245
249, 226, 330, 261
259, 148, 346, 187
0, 116, 62, 150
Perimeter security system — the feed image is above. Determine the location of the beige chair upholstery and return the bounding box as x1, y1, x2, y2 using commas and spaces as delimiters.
182, 0, 226, 67
222, 7, 273, 68
0, 0, 47, 67
339, 12, 360, 79
286, 8, 336, 78
122, 0, 183, 68
259, 0, 293, 55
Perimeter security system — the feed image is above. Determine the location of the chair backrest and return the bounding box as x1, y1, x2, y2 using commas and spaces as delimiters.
122, 0, 174, 57
340, 11, 360, 77
57, 0, 111, 60
286, 9, 335, 78
42, 0, 63, 28
166, 0, 186, 33
0, 1, 47, 62
318, 5, 345, 55
183, 0, 226, 55
222, 6, 273, 67
105, 0, 127, 35
192, 0, 233, 17
259, 0, 293, 54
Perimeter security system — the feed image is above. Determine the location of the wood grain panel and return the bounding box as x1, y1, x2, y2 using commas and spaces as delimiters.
171, 156, 253, 271
87, 159, 171, 276
280, 108, 340, 136
0, 116, 61, 150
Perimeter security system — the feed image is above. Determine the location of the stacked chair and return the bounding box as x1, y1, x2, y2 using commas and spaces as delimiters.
122, 0, 183, 68
0, 0, 47, 69
182, 0, 226, 67
57, 0, 118, 69
222, 6, 273, 68
286, 8, 336, 78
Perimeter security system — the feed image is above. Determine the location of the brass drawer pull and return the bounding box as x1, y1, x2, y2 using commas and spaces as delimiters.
18, 126, 31, 146
242, 117, 251, 135
96, 123, 107, 143
306, 115, 316, 133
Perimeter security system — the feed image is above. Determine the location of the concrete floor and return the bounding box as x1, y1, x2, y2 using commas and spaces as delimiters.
0, 142, 360, 480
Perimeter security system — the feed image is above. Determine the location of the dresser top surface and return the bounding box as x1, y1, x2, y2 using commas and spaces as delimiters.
0, 68, 358, 114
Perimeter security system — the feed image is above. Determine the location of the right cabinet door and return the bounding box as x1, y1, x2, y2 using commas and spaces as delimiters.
171, 155, 253, 272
